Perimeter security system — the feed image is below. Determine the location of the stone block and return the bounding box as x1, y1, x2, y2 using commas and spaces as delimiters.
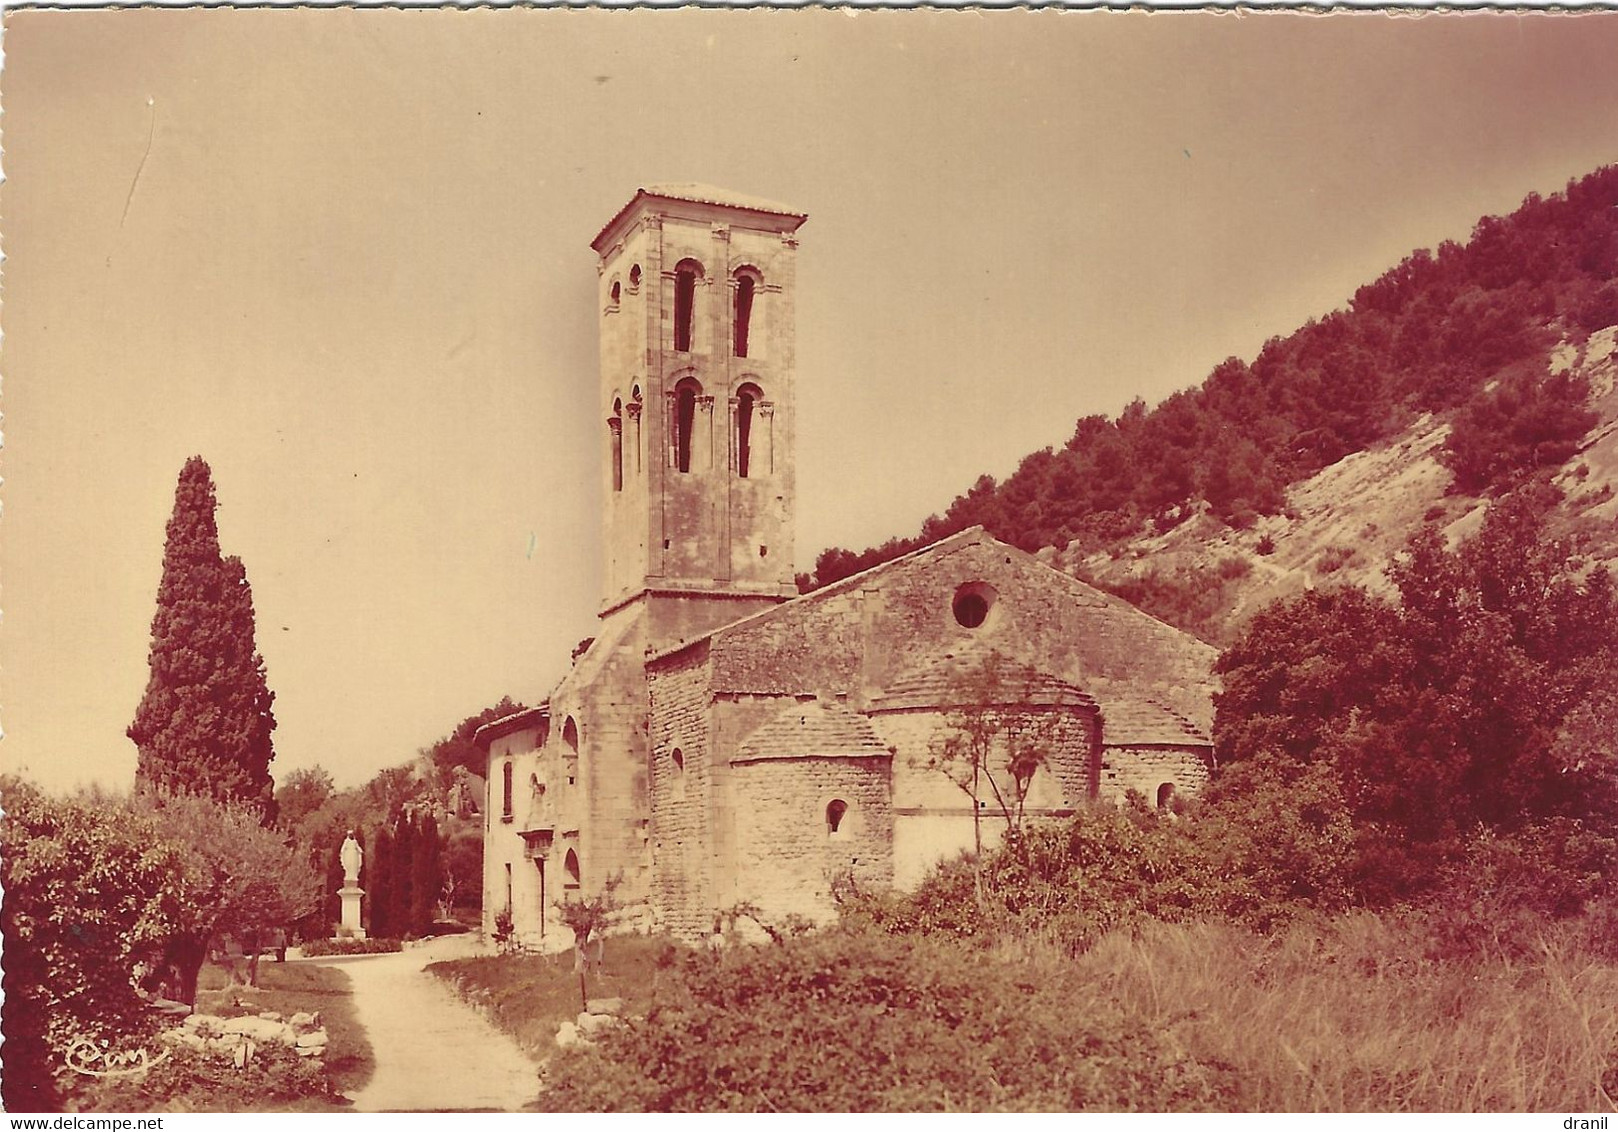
576, 1011, 618, 1036
586, 996, 625, 1016
221, 1016, 295, 1045
555, 1021, 582, 1049
296, 1030, 329, 1049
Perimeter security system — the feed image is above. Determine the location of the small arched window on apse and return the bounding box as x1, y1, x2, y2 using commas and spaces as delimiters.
609, 398, 624, 493
501, 762, 514, 821
826, 799, 849, 837
733, 268, 761, 358
673, 259, 704, 352
673, 378, 702, 473
563, 849, 581, 888
735, 383, 763, 479
1156, 782, 1176, 810
609, 278, 621, 308
629, 264, 642, 291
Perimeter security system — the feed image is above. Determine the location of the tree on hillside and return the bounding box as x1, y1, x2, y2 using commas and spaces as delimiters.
1214, 483, 1618, 900
275, 765, 335, 832
128, 457, 277, 820
424, 696, 527, 779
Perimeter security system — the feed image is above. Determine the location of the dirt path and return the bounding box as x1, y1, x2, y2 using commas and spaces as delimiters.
311, 936, 540, 1112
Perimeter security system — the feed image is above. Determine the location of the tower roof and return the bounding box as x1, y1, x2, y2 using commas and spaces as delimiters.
591, 183, 808, 253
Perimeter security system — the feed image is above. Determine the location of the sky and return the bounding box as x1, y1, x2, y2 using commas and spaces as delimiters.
3, 8, 1617, 793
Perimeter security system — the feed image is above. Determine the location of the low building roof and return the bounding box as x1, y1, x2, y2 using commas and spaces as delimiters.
871, 642, 1099, 713
472, 705, 550, 751
731, 700, 892, 765
1095, 696, 1211, 746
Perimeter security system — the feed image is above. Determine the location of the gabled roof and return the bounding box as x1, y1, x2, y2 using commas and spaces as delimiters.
731, 700, 892, 765
646, 526, 992, 667
871, 642, 1098, 713
1095, 696, 1211, 747
472, 705, 550, 751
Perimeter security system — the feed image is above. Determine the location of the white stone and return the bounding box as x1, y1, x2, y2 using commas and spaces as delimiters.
586, 997, 625, 1016
295, 1030, 329, 1049
554, 1021, 582, 1049
221, 1016, 295, 1045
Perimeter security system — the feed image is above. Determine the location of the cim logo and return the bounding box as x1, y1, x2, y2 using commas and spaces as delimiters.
63, 1035, 169, 1078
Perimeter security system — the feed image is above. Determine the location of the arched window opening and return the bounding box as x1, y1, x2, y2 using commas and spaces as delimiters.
671, 748, 686, 801
1156, 782, 1176, 810
563, 849, 581, 888
629, 264, 642, 290
609, 399, 624, 493
734, 271, 758, 357
673, 260, 703, 352
501, 762, 514, 821
563, 717, 580, 786
735, 383, 761, 479
672, 748, 685, 774
826, 799, 849, 836
630, 388, 644, 475
673, 379, 701, 473
610, 279, 621, 306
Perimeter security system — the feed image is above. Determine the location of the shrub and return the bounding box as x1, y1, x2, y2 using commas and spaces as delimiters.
536, 929, 1238, 1111
298, 937, 402, 957
1, 779, 200, 1111
69, 1041, 333, 1113
1255, 533, 1277, 556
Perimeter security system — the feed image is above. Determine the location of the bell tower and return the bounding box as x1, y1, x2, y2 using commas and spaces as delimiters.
590, 185, 807, 648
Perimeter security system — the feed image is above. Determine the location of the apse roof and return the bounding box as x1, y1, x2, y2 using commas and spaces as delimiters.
731, 699, 892, 764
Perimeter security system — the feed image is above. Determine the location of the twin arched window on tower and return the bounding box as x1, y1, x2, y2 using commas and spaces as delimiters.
670, 379, 767, 478
609, 388, 643, 493
671, 260, 763, 359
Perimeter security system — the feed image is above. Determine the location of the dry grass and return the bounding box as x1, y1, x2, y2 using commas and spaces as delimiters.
1016, 915, 1618, 1112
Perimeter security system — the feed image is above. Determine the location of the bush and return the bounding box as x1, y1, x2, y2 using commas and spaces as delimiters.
68, 1041, 334, 1113
537, 929, 1238, 1111
298, 937, 402, 957
1, 779, 200, 1111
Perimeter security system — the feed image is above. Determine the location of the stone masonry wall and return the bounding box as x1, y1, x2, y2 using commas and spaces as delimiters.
646, 643, 716, 939
1097, 745, 1212, 807
730, 755, 892, 925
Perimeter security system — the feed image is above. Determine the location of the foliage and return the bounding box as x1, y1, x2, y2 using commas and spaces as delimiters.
69, 1041, 335, 1114
128, 456, 278, 820
0, 778, 200, 1111
536, 929, 1238, 1112
1442, 366, 1597, 493
422, 695, 526, 780
298, 937, 402, 956
1214, 484, 1618, 901
806, 164, 1618, 588
274, 766, 335, 832
135, 791, 323, 1004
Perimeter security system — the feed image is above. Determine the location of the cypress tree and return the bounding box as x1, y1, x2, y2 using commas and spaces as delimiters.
128, 457, 277, 819
413, 812, 443, 929
370, 826, 394, 939
393, 814, 417, 936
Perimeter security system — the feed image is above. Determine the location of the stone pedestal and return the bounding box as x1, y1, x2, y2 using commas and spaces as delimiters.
337, 886, 366, 940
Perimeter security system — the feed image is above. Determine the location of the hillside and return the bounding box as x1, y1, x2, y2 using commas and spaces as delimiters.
806, 164, 1618, 646
1056, 324, 1618, 645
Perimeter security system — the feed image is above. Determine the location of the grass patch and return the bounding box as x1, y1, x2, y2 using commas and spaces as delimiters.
428, 935, 668, 1058
197, 960, 374, 1096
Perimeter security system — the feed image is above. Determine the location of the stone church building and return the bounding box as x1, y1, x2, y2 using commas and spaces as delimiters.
478, 185, 1217, 946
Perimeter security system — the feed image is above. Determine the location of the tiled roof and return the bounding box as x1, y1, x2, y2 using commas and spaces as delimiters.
1096, 696, 1211, 746
731, 700, 892, 764
872, 642, 1099, 713
640, 183, 805, 218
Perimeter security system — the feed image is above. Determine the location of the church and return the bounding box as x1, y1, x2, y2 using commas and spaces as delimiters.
478, 185, 1218, 946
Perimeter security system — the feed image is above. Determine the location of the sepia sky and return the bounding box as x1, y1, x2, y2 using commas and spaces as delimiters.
4, 8, 1618, 793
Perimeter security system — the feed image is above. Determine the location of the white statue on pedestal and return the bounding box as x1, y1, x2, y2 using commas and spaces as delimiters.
340, 831, 363, 886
